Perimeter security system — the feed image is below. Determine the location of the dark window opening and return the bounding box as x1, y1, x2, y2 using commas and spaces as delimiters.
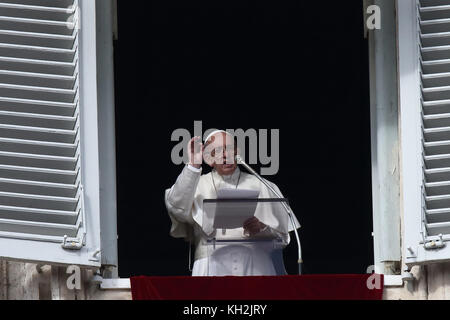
113, 1, 373, 277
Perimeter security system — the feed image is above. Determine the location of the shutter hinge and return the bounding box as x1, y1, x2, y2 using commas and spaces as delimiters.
61, 235, 83, 250
423, 234, 446, 250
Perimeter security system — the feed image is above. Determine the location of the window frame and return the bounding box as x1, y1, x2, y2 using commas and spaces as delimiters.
0, 0, 118, 269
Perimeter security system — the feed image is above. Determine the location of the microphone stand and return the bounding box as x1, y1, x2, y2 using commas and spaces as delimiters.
235, 155, 303, 275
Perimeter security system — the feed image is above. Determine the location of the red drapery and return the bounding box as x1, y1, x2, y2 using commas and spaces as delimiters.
130, 274, 383, 300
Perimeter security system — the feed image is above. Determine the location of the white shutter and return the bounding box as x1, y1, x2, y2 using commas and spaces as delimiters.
0, 0, 101, 267
402, 0, 450, 267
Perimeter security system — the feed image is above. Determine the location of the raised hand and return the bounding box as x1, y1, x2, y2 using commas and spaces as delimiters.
188, 136, 203, 168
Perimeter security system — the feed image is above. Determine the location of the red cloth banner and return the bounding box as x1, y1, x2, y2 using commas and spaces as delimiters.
130, 274, 384, 300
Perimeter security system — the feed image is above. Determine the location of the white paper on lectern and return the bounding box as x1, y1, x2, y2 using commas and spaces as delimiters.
212, 188, 260, 229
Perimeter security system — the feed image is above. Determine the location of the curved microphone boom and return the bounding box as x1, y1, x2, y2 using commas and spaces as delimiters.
235, 154, 303, 275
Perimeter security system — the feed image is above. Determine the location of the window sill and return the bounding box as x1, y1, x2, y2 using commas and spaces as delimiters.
383, 275, 403, 287
100, 278, 131, 290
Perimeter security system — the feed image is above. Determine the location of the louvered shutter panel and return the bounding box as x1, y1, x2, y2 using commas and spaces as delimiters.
0, 0, 101, 267
404, 0, 450, 266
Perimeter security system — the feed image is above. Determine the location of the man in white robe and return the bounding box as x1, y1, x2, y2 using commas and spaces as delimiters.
164, 130, 300, 276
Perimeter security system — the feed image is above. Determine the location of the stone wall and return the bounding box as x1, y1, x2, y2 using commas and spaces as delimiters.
0, 260, 448, 300
0, 260, 131, 300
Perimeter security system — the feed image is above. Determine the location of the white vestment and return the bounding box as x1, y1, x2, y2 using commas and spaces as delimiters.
164, 165, 300, 276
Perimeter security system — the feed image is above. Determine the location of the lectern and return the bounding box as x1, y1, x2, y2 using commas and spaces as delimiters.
202, 198, 289, 276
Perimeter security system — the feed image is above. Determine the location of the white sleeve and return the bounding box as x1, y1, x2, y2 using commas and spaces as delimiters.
164, 165, 202, 238
265, 179, 301, 231
187, 164, 202, 173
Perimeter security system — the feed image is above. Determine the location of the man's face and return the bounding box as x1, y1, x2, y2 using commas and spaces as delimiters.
204, 132, 237, 176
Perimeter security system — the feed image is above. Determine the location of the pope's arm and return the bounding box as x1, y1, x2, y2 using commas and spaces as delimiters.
164, 165, 202, 238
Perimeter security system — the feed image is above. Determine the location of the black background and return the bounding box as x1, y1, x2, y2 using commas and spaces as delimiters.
113, 0, 373, 277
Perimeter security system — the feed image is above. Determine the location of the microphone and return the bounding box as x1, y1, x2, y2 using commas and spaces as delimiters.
235, 154, 303, 275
